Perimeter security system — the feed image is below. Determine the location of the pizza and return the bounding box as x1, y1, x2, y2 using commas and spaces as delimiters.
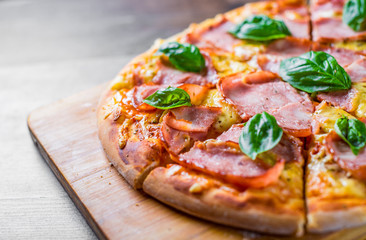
97, 0, 366, 236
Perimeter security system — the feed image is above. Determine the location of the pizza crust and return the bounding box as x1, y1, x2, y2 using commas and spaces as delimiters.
307, 198, 366, 233
97, 88, 164, 189
143, 166, 305, 236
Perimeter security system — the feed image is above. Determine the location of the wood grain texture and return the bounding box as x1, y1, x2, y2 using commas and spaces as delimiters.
27, 84, 366, 240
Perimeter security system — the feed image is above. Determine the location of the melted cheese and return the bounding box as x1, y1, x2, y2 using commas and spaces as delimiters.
211, 53, 253, 77
313, 103, 354, 133
111, 55, 158, 90
334, 41, 366, 52
201, 89, 241, 132
353, 83, 366, 119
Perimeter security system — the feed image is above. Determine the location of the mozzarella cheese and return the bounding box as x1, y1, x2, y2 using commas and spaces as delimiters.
201, 89, 242, 132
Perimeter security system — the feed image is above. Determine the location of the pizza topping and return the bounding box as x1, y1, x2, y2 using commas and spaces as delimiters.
177, 84, 209, 105
216, 124, 244, 142
161, 123, 207, 155
279, 51, 352, 93
334, 116, 366, 155
161, 106, 221, 155
278, 6, 311, 39
343, 0, 366, 32
317, 88, 359, 112
312, 18, 366, 42
311, 102, 355, 134
164, 106, 221, 132
239, 112, 283, 160
185, 18, 241, 52
311, 0, 366, 42
257, 37, 311, 73
178, 140, 284, 188
129, 84, 209, 111
344, 58, 366, 82
218, 71, 313, 136
155, 42, 205, 73
152, 52, 218, 86
228, 15, 292, 41
143, 86, 191, 110
264, 37, 312, 57
217, 124, 303, 163
268, 102, 313, 137
131, 84, 163, 111
326, 131, 366, 180
312, 43, 365, 67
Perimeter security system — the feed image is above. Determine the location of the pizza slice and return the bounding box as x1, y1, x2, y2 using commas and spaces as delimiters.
311, 0, 366, 42
144, 123, 306, 236
306, 102, 366, 233
141, 66, 315, 235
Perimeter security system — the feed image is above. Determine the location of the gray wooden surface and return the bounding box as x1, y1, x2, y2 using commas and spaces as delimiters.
0, 0, 245, 238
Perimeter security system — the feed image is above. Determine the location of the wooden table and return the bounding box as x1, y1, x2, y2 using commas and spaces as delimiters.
0, 0, 244, 238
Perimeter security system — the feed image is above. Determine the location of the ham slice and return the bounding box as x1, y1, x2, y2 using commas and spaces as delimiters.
217, 124, 304, 162
312, 18, 366, 42
184, 18, 241, 53
179, 140, 284, 188
326, 131, 366, 181
317, 88, 359, 112
152, 51, 218, 86
243, 0, 311, 39
268, 102, 313, 137
277, 5, 311, 39
130, 84, 163, 111
345, 59, 366, 83
312, 43, 365, 67
218, 72, 314, 137
311, 0, 366, 42
216, 124, 244, 143
161, 106, 221, 155
165, 106, 221, 132
161, 123, 206, 156
257, 37, 312, 74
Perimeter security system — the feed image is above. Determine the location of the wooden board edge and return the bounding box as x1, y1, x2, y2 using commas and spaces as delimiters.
27, 87, 107, 240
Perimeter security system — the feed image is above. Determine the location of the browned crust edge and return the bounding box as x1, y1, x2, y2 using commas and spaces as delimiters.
307, 198, 366, 233
143, 166, 305, 236
97, 88, 141, 188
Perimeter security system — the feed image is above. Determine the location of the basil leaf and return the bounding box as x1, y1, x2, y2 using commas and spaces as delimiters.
155, 42, 205, 73
239, 112, 283, 160
228, 15, 291, 41
279, 51, 352, 93
343, 0, 366, 32
143, 86, 192, 109
335, 116, 366, 155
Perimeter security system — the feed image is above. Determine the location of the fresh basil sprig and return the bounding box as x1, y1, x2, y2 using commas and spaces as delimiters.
155, 42, 205, 73
228, 15, 291, 41
279, 51, 352, 93
334, 116, 366, 155
239, 112, 283, 160
343, 0, 366, 32
143, 86, 192, 109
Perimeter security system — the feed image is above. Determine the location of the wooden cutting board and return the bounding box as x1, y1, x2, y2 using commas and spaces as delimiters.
27, 84, 366, 240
